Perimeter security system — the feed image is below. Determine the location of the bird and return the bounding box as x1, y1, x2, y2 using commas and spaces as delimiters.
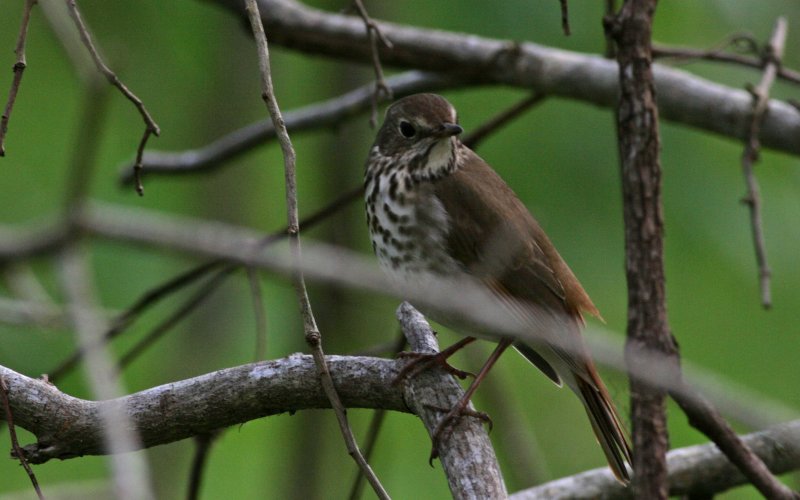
363, 93, 631, 483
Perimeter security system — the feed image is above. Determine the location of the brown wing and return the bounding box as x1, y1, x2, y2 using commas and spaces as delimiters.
433, 147, 600, 321
435, 148, 632, 482
433, 148, 601, 380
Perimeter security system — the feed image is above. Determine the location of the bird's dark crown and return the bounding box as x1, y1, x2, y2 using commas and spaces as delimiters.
373, 94, 461, 156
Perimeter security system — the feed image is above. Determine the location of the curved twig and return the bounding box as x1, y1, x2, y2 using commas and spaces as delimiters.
0, 0, 37, 157
118, 71, 457, 183
66, 0, 160, 195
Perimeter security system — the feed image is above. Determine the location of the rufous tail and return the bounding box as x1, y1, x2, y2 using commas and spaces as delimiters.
575, 375, 633, 484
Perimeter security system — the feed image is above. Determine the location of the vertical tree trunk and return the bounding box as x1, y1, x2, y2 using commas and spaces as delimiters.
606, 1, 680, 498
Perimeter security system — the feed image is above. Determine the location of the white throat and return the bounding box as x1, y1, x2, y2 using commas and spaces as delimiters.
415, 138, 455, 180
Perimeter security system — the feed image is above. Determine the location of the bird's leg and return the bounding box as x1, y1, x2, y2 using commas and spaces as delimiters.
428, 337, 514, 463
393, 336, 477, 384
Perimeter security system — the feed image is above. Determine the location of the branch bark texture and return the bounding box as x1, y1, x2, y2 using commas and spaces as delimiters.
208, 0, 800, 157
0, 356, 404, 464
396, 303, 506, 499
510, 419, 800, 499
607, 1, 678, 498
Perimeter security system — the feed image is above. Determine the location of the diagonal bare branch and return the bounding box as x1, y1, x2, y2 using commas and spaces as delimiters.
65, 0, 160, 195
0, 0, 37, 157
242, 1, 388, 497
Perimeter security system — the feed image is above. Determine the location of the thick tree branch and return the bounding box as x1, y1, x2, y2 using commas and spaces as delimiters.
0, 356, 404, 464
510, 420, 800, 499
2, 306, 504, 499
207, 0, 800, 157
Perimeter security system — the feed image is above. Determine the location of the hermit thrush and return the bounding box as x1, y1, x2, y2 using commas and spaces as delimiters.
364, 93, 631, 483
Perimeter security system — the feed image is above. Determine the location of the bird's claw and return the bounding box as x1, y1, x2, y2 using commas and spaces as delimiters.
424, 403, 494, 465
393, 351, 474, 385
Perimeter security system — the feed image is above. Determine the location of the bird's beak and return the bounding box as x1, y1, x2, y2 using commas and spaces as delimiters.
433, 122, 463, 138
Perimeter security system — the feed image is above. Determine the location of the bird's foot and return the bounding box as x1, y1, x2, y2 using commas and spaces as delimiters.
394, 351, 474, 384
425, 402, 493, 464
392, 337, 478, 385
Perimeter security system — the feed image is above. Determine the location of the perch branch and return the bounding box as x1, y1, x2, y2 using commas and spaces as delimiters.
396, 303, 507, 499
0, 356, 404, 464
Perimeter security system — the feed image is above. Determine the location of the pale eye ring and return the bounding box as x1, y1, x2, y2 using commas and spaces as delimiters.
398, 120, 416, 138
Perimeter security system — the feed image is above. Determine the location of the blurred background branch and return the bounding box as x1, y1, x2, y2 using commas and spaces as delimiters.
1, 1, 799, 498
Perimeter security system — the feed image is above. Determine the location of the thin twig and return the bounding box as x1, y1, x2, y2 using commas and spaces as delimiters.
48, 260, 223, 382
1, 376, 44, 500
118, 71, 458, 184
186, 432, 219, 500
117, 267, 234, 371
348, 331, 406, 500
740, 17, 786, 309
348, 409, 388, 500
461, 93, 547, 150
1, 264, 66, 328
0, 0, 37, 157
242, 1, 388, 498
654, 36, 800, 85
351, 0, 393, 127
558, 0, 571, 36
63, 81, 110, 214
48, 187, 361, 382
65, 0, 160, 195
247, 267, 268, 361
2, 263, 52, 305
0, 297, 70, 329
603, 0, 617, 59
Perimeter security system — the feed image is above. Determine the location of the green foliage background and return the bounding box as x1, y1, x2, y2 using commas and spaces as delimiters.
0, 1, 798, 498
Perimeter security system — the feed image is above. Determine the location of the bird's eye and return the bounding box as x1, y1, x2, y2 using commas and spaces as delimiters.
399, 121, 416, 138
